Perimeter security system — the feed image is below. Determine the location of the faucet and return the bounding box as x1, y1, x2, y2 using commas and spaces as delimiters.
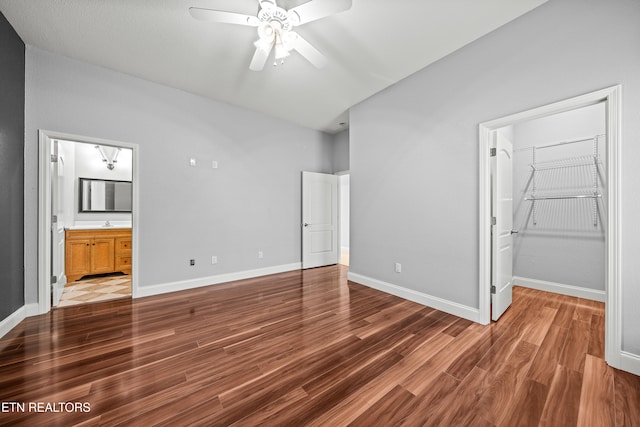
104, 220, 112, 227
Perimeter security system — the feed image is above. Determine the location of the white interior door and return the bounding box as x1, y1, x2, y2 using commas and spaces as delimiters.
302, 171, 338, 269
491, 132, 514, 321
51, 140, 66, 306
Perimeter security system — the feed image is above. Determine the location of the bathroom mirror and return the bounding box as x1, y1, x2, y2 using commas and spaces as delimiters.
79, 178, 132, 213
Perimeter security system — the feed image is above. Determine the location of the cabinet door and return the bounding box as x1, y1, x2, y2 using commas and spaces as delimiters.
66, 239, 91, 281
91, 238, 115, 274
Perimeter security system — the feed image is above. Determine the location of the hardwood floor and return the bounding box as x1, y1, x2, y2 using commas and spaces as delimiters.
0, 265, 638, 426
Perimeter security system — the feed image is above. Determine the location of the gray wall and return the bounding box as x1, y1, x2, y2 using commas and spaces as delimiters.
0, 12, 24, 322
350, 0, 640, 354
512, 104, 605, 290
332, 129, 349, 173
24, 47, 333, 300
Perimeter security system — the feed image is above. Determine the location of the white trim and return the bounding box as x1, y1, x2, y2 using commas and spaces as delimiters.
38, 130, 140, 313
24, 303, 40, 317
0, 303, 41, 344
38, 132, 52, 315
618, 352, 640, 376
348, 272, 481, 323
513, 277, 605, 302
336, 172, 350, 264
604, 86, 622, 368
53, 275, 67, 306
478, 85, 623, 370
0, 306, 26, 341
136, 263, 302, 298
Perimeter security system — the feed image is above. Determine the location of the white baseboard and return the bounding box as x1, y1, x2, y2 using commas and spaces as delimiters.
135, 263, 303, 298
53, 276, 67, 307
616, 351, 640, 376
24, 303, 41, 317
513, 276, 606, 302
0, 306, 26, 342
347, 272, 481, 323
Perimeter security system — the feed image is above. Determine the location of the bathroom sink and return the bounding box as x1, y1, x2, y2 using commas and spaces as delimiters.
67, 224, 131, 230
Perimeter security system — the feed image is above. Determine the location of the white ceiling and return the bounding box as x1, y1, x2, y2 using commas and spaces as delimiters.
0, 0, 547, 133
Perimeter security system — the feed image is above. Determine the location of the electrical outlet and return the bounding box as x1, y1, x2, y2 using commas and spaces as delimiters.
212, 160, 218, 169
211, 256, 218, 264
190, 259, 195, 266
395, 262, 402, 273
189, 158, 196, 167
258, 251, 264, 259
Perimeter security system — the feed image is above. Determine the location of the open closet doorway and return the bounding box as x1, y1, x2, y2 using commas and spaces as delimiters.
479, 85, 622, 370
510, 103, 606, 301
38, 131, 139, 314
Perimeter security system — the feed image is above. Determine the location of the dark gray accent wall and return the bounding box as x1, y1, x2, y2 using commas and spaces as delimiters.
0, 12, 25, 321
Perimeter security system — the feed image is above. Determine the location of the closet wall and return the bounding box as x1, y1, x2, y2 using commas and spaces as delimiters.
512, 103, 605, 295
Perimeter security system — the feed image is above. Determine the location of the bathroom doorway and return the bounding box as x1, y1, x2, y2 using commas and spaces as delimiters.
38, 131, 139, 314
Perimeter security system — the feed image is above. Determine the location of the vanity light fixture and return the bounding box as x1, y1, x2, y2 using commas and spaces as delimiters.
95, 145, 121, 170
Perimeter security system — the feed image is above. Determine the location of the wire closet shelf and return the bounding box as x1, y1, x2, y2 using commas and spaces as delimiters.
520, 134, 604, 226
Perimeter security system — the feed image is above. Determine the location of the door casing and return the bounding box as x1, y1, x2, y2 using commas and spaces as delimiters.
38, 130, 140, 314
478, 85, 621, 369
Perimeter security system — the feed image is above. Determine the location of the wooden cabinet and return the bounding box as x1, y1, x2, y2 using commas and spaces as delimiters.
115, 236, 132, 276
65, 228, 132, 282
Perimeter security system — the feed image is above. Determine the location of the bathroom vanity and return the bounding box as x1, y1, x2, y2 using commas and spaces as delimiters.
65, 228, 132, 282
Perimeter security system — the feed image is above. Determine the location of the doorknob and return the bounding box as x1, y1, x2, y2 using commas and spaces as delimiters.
510, 230, 519, 234
303, 223, 310, 227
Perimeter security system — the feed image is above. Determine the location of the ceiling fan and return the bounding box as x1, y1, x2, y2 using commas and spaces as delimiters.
189, 0, 352, 71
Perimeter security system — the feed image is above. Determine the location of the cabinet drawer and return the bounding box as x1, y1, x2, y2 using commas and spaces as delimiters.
116, 255, 132, 267
116, 239, 132, 252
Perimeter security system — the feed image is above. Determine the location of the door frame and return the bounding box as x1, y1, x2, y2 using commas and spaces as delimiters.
37, 130, 140, 314
335, 170, 350, 266
478, 85, 621, 368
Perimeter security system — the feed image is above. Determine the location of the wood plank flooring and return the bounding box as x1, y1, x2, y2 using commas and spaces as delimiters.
0, 265, 638, 426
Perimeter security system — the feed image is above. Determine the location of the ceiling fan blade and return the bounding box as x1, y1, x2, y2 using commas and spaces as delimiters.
288, 0, 352, 25
289, 32, 327, 68
250, 44, 273, 71
189, 7, 259, 26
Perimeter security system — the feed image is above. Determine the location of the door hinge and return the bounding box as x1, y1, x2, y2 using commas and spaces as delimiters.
490, 148, 496, 157
51, 154, 58, 162
491, 285, 496, 294
51, 275, 57, 284
491, 217, 496, 226
52, 215, 58, 224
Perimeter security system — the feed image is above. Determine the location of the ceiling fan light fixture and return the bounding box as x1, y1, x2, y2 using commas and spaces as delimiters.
258, 0, 277, 11
190, 0, 353, 70
287, 11, 301, 25
274, 41, 290, 61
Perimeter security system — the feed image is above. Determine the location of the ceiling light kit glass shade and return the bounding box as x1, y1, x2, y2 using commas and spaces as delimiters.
255, 5, 295, 67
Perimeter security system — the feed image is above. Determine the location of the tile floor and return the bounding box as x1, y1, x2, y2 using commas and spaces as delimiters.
58, 274, 132, 307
